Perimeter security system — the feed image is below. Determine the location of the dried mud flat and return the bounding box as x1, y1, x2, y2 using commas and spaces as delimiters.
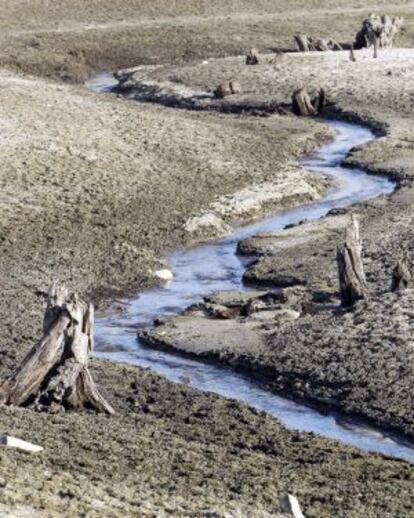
0, 1, 414, 517
135, 46, 414, 442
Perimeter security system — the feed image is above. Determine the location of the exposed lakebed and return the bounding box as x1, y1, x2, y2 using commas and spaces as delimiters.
86, 94, 414, 463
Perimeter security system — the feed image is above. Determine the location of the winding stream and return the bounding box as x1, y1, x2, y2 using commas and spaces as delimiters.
88, 76, 414, 463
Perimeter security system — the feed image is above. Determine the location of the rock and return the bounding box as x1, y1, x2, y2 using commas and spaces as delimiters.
204, 290, 269, 307
184, 213, 231, 241
279, 286, 313, 312
0, 435, 43, 453
280, 494, 305, 518
248, 308, 300, 324
155, 269, 174, 282
204, 303, 241, 320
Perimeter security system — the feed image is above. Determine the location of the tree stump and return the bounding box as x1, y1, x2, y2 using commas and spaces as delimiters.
246, 48, 260, 65
0, 282, 114, 414
336, 217, 370, 307
315, 39, 343, 51
229, 80, 243, 94
294, 35, 315, 52
391, 260, 411, 292
214, 81, 242, 98
373, 35, 379, 58
292, 87, 325, 116
214, 82, 233, 99
354, 13, 404, 49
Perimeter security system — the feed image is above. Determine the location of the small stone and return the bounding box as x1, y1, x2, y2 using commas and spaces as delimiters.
154, 269, 174, 282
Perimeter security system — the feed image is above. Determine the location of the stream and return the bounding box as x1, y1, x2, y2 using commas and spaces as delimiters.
88, 75, 414, 463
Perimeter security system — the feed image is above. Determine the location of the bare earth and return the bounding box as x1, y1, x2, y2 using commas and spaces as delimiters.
0, 1, 414, 517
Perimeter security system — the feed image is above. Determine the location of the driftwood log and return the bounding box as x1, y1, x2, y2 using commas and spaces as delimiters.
292, 87, 325, 116
355, 13, 404, 49
246, 48, 260, 65
391, 260, 411, 292
0, 282, 114, 414
337, 217, 370, 307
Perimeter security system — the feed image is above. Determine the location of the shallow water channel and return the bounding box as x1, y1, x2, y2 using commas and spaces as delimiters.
88, 76, 414, 463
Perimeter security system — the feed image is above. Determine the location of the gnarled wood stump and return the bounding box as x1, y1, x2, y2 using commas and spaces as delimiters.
292, 87, 325, 116
0, 282, 114, 414
355, 13, 404, 49
295, 35, 342, 52
337, 217, 370, 307
294, 35, 315, 52
315, 38, 343, 51
391, 260, 411, 292
246, 48, 260, 65
214, 80, 243, 98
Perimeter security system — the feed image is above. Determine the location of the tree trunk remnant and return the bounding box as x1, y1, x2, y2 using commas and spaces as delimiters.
315, 38, 343, 51
246, 48, 260, 65
295, 35, 319, 52
354, 13, 404, 50
295, 35, 342, 52
373, 35, 379, 58
0, 282, 114, 414
337, 217, 370, 307
391, 260, 411, 292
292, 87, 325, 116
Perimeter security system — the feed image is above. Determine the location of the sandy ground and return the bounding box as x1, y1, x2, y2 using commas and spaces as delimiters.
0, 1, 414, 517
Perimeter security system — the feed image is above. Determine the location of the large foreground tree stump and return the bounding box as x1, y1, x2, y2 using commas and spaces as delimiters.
337, 217, 370, 307
0, 282, 114, 414
292, 87, 325, 116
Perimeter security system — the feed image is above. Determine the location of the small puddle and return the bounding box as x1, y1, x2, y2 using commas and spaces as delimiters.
88, 76, 414, 463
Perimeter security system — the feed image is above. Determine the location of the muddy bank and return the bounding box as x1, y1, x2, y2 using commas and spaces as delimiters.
2, 361, 414, 517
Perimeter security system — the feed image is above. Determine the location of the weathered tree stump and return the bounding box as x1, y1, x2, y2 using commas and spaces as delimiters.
214, 80, 242, 98
373, 35, 379, 58
229, 80, 243, 95
295, 35, 342, 52
214, 82, 232, 99
391, 260, 411, 292
294, 35, 315, 52
354, 13, 404, 50
337, 217, 370, 307
0, 282, 114, 414
246, 48, 260, 65
315, 38, 343, 51
292, 87, 325, 116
